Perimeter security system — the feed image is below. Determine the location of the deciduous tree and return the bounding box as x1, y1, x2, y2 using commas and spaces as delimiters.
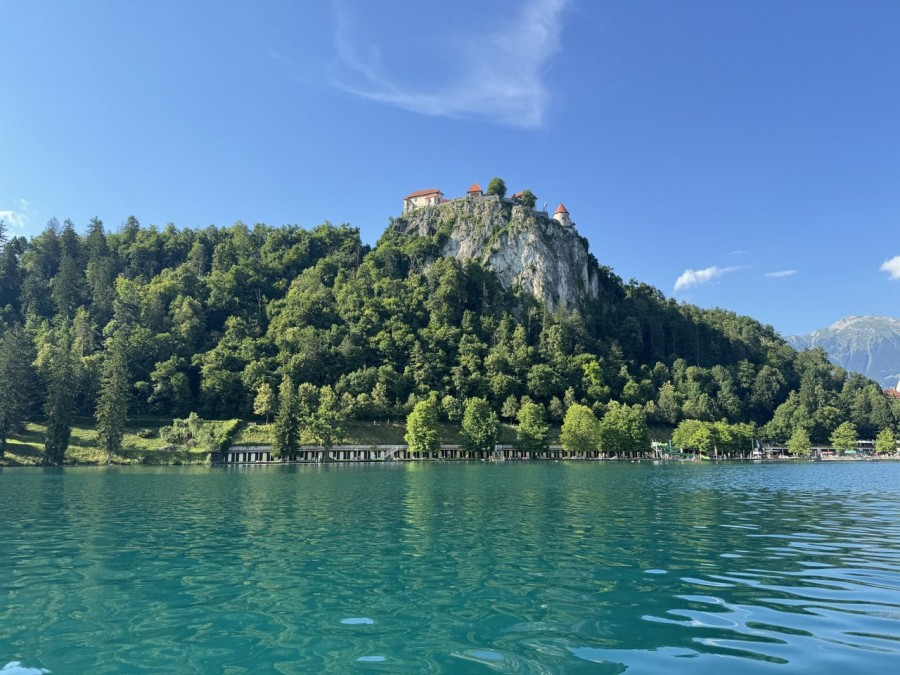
309, 384, 346, 451
461, 397, 499, 454
516, 401, 550, 456
875, 427, 896, 455
405, 394, 440, 455
253, 382, 276, 424
598, 401, 649, 455
560, 403, 600, 455
830, 421, 858, 454
487, 177, 507, 199
787, 427, 811, 457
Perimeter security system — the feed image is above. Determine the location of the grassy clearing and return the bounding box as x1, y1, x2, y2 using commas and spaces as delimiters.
2, 419, 209, 467
3, 416, 562, 466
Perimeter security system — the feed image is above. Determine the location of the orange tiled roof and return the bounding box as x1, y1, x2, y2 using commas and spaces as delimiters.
555, 203, 568, 214
467, 183, 482, 193
404, 188, 442, 200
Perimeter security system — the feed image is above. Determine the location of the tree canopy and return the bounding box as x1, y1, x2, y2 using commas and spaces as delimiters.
487, 177, 507, 199
0, 213, 897, 460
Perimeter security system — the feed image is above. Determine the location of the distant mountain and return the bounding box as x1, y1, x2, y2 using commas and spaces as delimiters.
787, 316, 900, 389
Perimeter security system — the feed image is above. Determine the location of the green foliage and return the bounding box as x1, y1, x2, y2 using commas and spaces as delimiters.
829, 421, 858, 452
95, 335, 130, 463
0, 324, 36, 457
309, 384, 347, 450
516, 401, 550, 455
442, 394, 464, 422
876, 427, 896, 454
787, 427, 811, 456
560, 403, 600, 454
253, 382, 276, 423
487, 177, 507, 198
405, 395, 440, 455
597, 401, 649, 454
160, 413, 240, 454
0, 207, 895, 453
501, 395, 520, 420
42, 323, 78, 465
272, 375, 299, 459
515, 189, 537, 209
461, 397, 499, 454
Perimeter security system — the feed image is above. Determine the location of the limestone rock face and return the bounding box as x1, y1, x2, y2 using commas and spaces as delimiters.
393, 195, 599, 312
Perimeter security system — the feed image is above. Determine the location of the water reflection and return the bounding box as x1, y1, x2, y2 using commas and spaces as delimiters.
1, 462, 899, 672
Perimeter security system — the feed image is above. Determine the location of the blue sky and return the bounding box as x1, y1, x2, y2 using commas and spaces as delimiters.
2, 0, 898, 336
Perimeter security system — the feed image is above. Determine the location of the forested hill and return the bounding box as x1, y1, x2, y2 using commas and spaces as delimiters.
0, 210, 896, 452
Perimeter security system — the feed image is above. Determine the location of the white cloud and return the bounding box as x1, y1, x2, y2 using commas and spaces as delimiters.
674, 265, 743, 293
880, 256, 900, 280
331, 0, 570, 128
0, 198, 32, 230
764, 270, 797, 278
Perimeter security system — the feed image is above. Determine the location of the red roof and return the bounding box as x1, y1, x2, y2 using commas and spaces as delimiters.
467, 183, 482, 193
555, 203, 569, 214
404, 188, 442, 200
885, 389, 900, 399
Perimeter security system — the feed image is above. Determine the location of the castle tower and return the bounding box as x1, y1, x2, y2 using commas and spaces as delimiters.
553, 203, 571, 227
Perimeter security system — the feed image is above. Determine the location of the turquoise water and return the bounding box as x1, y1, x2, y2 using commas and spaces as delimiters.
2, 462, 900, 673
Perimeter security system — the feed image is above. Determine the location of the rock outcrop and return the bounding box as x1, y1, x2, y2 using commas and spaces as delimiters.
391, 195, 599, 312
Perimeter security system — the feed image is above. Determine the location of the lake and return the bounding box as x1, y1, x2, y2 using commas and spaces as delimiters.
2, 461, 899, 673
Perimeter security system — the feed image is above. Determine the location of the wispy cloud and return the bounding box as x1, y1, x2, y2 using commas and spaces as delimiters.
0, 198, 32, 230
764, 270, 797, 278
331, 0, 570, 128
880, 256, 900, 280
674, 265, 744, 293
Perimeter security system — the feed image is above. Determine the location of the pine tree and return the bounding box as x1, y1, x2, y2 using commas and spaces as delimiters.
43, 324, 78, 465
0, 324, 36, 458
272, 375, 299, 459
95, 335, 130, 464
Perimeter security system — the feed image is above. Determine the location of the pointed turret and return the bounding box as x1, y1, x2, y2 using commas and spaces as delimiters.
467, 182, 483, 195
553, 203, 571, 227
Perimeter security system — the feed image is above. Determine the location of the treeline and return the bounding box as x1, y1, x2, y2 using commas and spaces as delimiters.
1, 215, 898, 462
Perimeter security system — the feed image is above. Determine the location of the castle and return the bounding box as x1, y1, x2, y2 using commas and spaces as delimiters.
402, 182, 571, 227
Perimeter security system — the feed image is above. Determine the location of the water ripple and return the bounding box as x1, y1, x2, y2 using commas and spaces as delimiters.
2, 462, 900, 672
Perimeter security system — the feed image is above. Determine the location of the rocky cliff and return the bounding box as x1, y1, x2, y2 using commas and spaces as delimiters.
390, 195, 600, 312
787, 315, 900, 389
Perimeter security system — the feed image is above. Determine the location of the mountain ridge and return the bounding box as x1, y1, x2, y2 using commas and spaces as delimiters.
787, 315, 900, 389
